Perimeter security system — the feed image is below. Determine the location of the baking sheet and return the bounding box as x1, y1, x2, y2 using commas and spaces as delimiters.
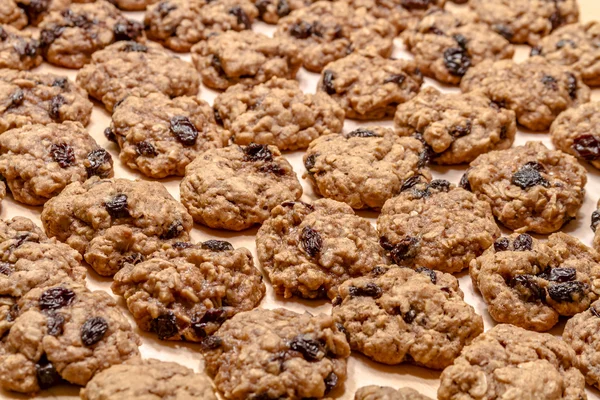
3, 0, 600, 398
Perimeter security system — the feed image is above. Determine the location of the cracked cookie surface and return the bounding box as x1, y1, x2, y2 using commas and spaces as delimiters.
0, 25, 42, 70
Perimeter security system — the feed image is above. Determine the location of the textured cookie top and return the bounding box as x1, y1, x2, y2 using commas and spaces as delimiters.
204, 307, 350, 400
463, 141, 587, 234
332, 266, 483, 369
274, 1, 395, 72
180, 143, 302, 231
10, 0, 74, 27
213, 77, 344, 150
0, 25, 42, 70
0, 69, 93, 134
191, 30, 301, 90
108, 92, 227, 178
355, 386, 432, 400
303, 127, 431, 209
318, 54, 423, 120
112, 240, 265, 341
438, 324, 586, 400
0, 0, 27, 28
76, 40, 200, 112
255, 0, 317, 24
461, 57, 590, 131
256, 198, 386, 299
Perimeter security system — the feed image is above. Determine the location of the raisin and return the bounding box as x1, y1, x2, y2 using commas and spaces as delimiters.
22, 0, 50, 22
170, 116, 198, 146
40, 27, 63, 47
86, 148, 112, 178
289, 336, 322, 361
511, 162, 549, 189
50, 143, 75, 168
403, 309, 417, 323
81, 317, 108, 346
0, 27, 6, 41
39, 287, 75, 310
490, 99, 506, 110
538, 267, 577, 282
281, 200, 314, 211
301, 226, 322, 257
566, 73, 578, 99
201, 240, 234, 252
332, 296, 342, 306
277, 0, 290, 17
255, 0, 269, 16
9, 89, 24, 108
547, 281, 587, 302
401, 0, 432, 9
157, 1, 176, 17
415, 267, 436, 284
52, 77, 68, 89
202, 335, 223, 350
304, 154, 317, 173
450, 120, 472, 137
324, 372, 338, 394
229, 6, 251, 29
549, 10, 563, 30
453, 34, 468, 49
290, 21, 312, 38
49, 95, 66, 120
113, 20, 143, 41
513, 234, 533, 251
47, 312, 65, 336
493, 237, 510, 252
172, 241, 193, 249
6, 304, 19, 322
346, 128, 379, 138
161, 221, 184, 240
36, 356, 61, 389
428, 179, 451, 192
500, 126, 508, 140
104, 194, 130, 219
16, 41, 40, 58
592, 307, 600, 318
191, 308, 227, 337
0, 262, 12, 275
120, 252, 144, 267
136, 141, 157, 157
244, 143, 273, 161
213, 109, 223, 125
322, 70, 336, 95
443, 47, 471, 77
459, 172, 471, 191
400, 175, 425, 192
348, 283, 383, 298
121, 42, 147, 52
592, 210, 600, 232
383, 74, 406, 85
104, 127, 117, 143
259, 162, 286, 175
13, 233, 37, 248
425, 26, 445, 35
383, 236, 419, 264
151, 312, 179, 340
530, 46, 543, 56
493, 24, 513, 40
542, 75, 558, 90
511, 275, 545, 302
573, 135, 600, 160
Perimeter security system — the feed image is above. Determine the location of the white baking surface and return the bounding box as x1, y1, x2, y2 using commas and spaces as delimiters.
3, 1, 600, 398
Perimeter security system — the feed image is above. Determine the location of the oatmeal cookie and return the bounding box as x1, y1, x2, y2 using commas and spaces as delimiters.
107, 93, 227, 178
0, 122, 113, 205
318, 54, 423, 120
145, 0, 258, 53
355, 386, 432, 400
274, 1, 395, 73
180, 144, 302, 231
0, 25, 42, 70
0, 69, 92, 134
395, 87, 517, 164
460, 57, 590, 131
0, 282, 140, 394
378, 179, 499, 274
254, 0, 317, 24
204, 307, 350, 400
41, 177, 193, 277
0, 0, 26, 28
81, 358, 217, 400
13, 0, 76, 27
256, 199, 386, 299
438, 324, 586, 400
213, 78, 344, 151
333, 266, 483, 369
462, 141, 587, 234
469, 0, 579, 45
303, 127, 431, 209
76, 40, 200, 112
191, 30, 301, 90
402, 9, 514, 85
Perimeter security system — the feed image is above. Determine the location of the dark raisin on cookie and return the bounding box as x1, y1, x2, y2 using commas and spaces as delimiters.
136, 141, 158, 157
493, 237, 510, 252
459, 172, 471, 191
566, 73, 578, 99
50, 143, 75, 168
277, 0, 290, 17
450, 120, 472, 137
512, 233, 533, 251
542, 75, 558, 90
36, 356, 61, 389
403, 308, 417, 323
324, 371, 338, 393
229, 6, 251, 29
400, 175, 425, 192
493, 24, 513, 41
383, 74, 406, 85
46, 311, 65, 336
547, 281, 587, 302
9, 89, 25, 108
150, 312, 179, 340
243, 143, 273, 162
201, 240, 234, 252
121, 42, 147, 52
104, 127, 117, 143
0, 262, 12, 275
80, 317, 108, 346
572, 135, 600, 160
202, 335, 223, 350
591, 210, 600, 232
39, 287, 76, 310
52, 77, 68, 89
380, 236, 419, 264
258, 162, 286, 175
191, 308, 227, 337
530, 46, 543, 56
289, 336, 323, 361
511, 275, 546, 302
104, 194, 130, 219
120, 252, 145, 267
301, 226, 322, 257
157, 1, 177, 17
304, 153, 317, 173
415, 266, 437, 284
86, 148, 112, 178
170, 116, 198, 146
290, 21, 313, 39
443, 47, 471, 77
537, 267, 577, 282
346, 128, 379, 138
49, 95, 66, 120
161, 221, 184, 240
322, 70, 336, 95
348, 283, 383, 298
511, 162, 550, 189
113, 20, 143, 42
428, 179, 451, 192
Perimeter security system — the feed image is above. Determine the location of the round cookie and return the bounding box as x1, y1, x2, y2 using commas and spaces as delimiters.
213, 77, 344, 151
317, 54, 423, 120
76, 41, 200, 112
190, 30, 301, 91
0, 25, 42, 70
274, 1, 395, 73
0, 69, 93, 134
395, 87, 517, 164
107, 93, 227, 178
180, 143, 302, 231
256, 199, 386, 299
0, 282, 140, 394
333, 266, 483, 369
41, 177, 193, 277
438, 324, 586, 400
0, 122, 113, 205
0, 0, 27, 28
460, 57, 590, 131
355, 386, 432, 400
469, 0, 579, 45
112, 240, 265, 341
144, 0, 258, 52
377, 179, 500, 274
462, 141, 587, 234
203, 307, 350, 400
471, 232, 600, 331
81, 358, 217, 400
303, 127, 432, 210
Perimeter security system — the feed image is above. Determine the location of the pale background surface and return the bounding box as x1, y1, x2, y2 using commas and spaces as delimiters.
3, 0, 600, 398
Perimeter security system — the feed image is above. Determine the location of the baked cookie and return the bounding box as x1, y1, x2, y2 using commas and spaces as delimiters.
41, 177, 193, 276
531, 22, 600, 87
460, 57, 590, 131
203, 307, 350, 400
180, 144, 302, 231
462, 141, 587, 234
38, 0, 144, 69
0, 282, 140, 393
255, 0, 316, 24
256, 199, 386, 299
274, 1, 395, 73
0, 69, 93, 134
402, 9, 514, 85
107, 93, 227, 178
191, 30, 301, 90
81, 358, 217, 400
355, 386, 432, 400
303, 127, 432, 209
0, 25, 42, 70
0, 122, 113, 205
469, 0, 579, 45
333, 266, 483, 369
471, 232, 600, 332
318, 54, 423, 120
144, 0, 258, 52
438, 324, 586, 400
213, 77, 344, 151
395, 87, 517, 165
378, 179, 499, 274
0, 0, 27, 28
76, 41, 199, 112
